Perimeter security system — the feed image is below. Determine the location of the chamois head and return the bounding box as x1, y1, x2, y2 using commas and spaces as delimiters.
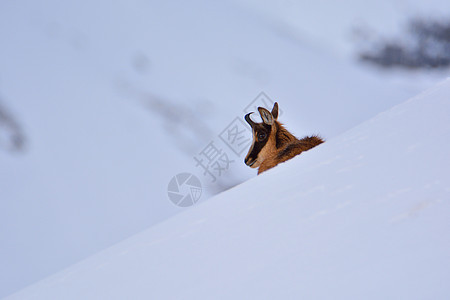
244, 102, 324, 174
244, 102, 280, 169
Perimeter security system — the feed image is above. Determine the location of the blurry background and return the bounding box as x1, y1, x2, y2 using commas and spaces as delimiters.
0, 0, 449, 297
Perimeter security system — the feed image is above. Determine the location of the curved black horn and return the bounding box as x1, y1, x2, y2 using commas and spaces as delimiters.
245, 112, 256, 127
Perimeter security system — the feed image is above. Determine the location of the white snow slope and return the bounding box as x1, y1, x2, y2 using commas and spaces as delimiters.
7, 80, 450, 299
2, 0, 450, 296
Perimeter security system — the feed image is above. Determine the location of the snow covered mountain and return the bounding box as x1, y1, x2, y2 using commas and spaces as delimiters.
7, 79, 450, 300
2, 0, 449, 297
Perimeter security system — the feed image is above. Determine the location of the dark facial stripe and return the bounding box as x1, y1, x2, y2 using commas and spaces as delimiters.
246, 124, 271, 162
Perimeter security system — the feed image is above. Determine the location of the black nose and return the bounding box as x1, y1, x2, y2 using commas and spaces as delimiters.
245, 157, 256, 167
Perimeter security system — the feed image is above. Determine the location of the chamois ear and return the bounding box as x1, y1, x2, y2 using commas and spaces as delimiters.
258, 107, 274, 125
271, 102, 279, 120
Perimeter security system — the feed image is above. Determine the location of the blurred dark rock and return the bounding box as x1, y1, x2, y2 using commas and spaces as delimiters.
358, 18, 450, 69
0, 99, 27, 153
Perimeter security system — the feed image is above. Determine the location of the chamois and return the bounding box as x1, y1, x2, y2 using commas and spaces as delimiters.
244, 102, 324, 174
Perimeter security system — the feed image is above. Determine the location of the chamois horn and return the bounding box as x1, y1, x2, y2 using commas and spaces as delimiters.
245, 112, 256, 127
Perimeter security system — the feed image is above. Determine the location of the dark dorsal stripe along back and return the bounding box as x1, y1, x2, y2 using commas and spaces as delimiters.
276, 136, 323, 160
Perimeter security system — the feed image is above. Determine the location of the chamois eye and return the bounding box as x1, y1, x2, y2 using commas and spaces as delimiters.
258, 133, 267, 140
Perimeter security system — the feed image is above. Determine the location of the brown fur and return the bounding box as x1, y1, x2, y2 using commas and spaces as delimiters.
244, 103, 324, 174
258, 122, 323, 174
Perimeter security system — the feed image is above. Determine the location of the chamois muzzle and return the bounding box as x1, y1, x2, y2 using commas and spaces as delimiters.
244, 156, 256, 167
245, 112, 256, 128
